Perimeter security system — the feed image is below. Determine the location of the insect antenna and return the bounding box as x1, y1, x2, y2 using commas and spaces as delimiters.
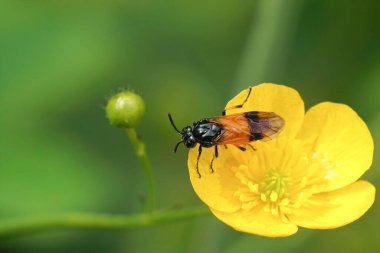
168, 113, 181, 133
173, 141, 183, 153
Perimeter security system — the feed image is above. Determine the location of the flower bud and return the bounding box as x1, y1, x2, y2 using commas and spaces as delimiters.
105, 90, 145, 128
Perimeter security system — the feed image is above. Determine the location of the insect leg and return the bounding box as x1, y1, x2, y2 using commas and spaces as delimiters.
247, 144, 256, 151
222, 87, 252, 115
196, 145, 202, 178
209, 145, 218, 173
235, 145, 246, 151
210, 156, 215, 173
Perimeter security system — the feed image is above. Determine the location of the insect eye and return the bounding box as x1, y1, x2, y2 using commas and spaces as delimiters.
185, 137, 196, 148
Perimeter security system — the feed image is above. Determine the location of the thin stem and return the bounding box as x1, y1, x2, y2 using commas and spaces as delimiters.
125, 128, 155, 215
235, 0, 303, 87
0, 207, 210, 239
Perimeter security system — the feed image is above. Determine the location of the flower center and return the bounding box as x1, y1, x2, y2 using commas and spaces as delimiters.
232, 138, 330, 222
256, 169, 293, 220
234, 166, 294, 220
260, 169, 292, 202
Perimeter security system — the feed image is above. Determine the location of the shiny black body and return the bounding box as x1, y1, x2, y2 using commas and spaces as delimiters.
181, 119, 223, 148
168, 86, 253, 178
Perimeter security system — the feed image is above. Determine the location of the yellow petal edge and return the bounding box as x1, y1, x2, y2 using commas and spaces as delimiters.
211, 208, 298, 237
289, 180, 375, 229
297, 102, 374, 191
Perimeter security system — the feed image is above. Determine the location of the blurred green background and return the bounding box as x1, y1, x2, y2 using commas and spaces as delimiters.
1, 0, 379, 252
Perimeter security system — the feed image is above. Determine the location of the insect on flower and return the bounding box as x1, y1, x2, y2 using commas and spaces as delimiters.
168, 87, 285, 177
188, 83, 374, 237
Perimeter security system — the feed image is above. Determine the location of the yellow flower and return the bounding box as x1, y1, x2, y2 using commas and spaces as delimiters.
188, 83, 375, 237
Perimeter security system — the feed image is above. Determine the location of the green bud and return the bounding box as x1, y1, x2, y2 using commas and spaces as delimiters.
105, 90, 145, 128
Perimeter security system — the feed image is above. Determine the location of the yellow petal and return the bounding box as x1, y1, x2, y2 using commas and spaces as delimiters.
297, 102, 374, 191
211, 208, 298, 237
224, 83, 305, 139
188, 145, 242, 212
289, 180, 375, 229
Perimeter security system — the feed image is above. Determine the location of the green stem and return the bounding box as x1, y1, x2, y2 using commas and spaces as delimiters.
235, 0, 303, 87
125, 128, 155, 215
0, 207, 210, 239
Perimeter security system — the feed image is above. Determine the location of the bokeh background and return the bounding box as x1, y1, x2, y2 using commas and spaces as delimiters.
1, 0, 379, 252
